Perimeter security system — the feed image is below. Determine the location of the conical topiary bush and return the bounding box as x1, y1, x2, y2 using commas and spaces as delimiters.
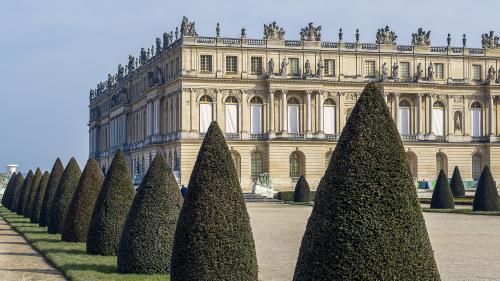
86, 151, 135, 255
8, 174, 24, 211
23, 168, 42, 218
450, 166, 466, 197
293, 83, 440, 281
118, 154, 182, 273
170, 122, 258, 281
293, 175, 311, 202
48, 158, 81, 234
30, 171, 50, 223
430, 169, 454, 209
39, 159, 64, 227
62, 159, 103, 242
473, 166, 499, 211
16, 170, 33, 215
1, 172, 16, 207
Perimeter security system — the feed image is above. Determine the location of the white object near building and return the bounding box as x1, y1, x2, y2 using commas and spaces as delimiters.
252, 173, 275, 198
5, 164, 18, 174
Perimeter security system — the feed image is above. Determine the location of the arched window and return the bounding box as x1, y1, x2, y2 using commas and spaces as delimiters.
471, 101, 483, 137
251, 151, 263, 180
199, 95, 213, 133
325, 151, 333, 170
288, 97, 300, 134
250, 96, 263, 134
225, 96, 239, 133
399, 100, 411, 135
289, 151, 304, 180
405, 151, 418, 181
324, 98, 336, 134
436, 152, 447, 176
231, 151, 241, 180
472, 154, 482, 180
432, 101, 445, 136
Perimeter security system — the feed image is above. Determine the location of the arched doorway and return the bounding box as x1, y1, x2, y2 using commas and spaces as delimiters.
436, 152, 447, 176
289, 151, 305, 181
432, 101, 445, 136
405, 151, 418, 181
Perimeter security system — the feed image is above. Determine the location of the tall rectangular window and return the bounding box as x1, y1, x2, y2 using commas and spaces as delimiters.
365, 61, 375, 77
200, 55, 212, 72
434, 63, 444, 79
473, 65, 482, 81
289, 58, 300, 75
175, 57, 180, 74
400, 62, 410, 78
324, 59, 335, 76
226, 56, 237, 73
250, 57, 262, 74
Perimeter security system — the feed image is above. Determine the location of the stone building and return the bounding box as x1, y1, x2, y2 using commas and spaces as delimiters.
88, 17, 500, 191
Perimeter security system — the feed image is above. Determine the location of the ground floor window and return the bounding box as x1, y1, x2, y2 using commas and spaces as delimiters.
251, 151, 263, 181
472, 154, 482, 180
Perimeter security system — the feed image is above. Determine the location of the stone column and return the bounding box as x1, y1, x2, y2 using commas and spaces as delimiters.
428, 93, 434, 135
155, 98, 161, 135
146, 102, 151, 136
317, 91, 324, 134
394, 93, 400, 132
281, 89, 287, 133
489, 95, 494, 136
417, 93, 423, 137
306, 90, 312, 133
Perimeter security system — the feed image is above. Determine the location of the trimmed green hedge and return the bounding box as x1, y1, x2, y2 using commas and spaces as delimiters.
39, 159, 64, 227
430, 169, 455, 209
62, 159, 103, 242
23, 168, 42, 218
276, 191, 316, 202
7, 174, 24, 211
118, 154, 182, 274
171, 122, 258, 281
450, 166, 466, 197
30, 171, 50, 223
15, 170, 33, 214
48, 158, 81, 234
293, 83, 440, 280
1, 172, 16, 207
293, 176, 311, 202
473, 166, 499, 211
86, 151, 135, 256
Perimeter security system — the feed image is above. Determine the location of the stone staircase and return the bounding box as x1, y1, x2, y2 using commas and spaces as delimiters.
243, 193, 282, 203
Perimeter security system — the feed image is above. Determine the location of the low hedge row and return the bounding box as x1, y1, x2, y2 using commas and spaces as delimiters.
276, 191, 316, 202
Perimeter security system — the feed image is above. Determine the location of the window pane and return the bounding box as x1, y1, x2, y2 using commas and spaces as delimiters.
324, 59, 335, 76
473, 65, 481, 81
251, 57, 262, 74
401, 62, 410, 78
324, 106, 336, 134
250, 104, 262, 133
200, 55, 212, 72
434, 63, 444, 79
471, 109, 482, 136
226, 56, 237, 73
225, 104, 238, 133
199, 103, 212, 132
399, 107, 410, 135
288, 105, 299, 133
290, 153, 299, 179
365, 61, 375, 77
289, 58, 299, 75
472, 155, 481, 180
251, 152, 263, 180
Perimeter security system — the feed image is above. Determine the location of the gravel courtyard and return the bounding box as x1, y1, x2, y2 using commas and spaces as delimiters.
248, 203, 500, 281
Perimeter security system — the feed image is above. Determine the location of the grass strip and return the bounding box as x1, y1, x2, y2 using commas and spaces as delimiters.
0, 206, 169, 281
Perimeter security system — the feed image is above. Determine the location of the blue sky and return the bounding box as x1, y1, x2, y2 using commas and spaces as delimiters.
1, 0, 499, 172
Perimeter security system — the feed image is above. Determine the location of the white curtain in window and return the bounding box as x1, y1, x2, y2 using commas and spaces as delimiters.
432, 108, 444, 136
323, 106, 336, 134
225, 104, 238, 133
288, 105, 299, 134
471, 109, 482, 137
250, 105, 262, 134
199, 103, 212, 133
399, 107, 410, 135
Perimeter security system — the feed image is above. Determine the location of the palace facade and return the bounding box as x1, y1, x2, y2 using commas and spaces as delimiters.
88, 17, 500, 191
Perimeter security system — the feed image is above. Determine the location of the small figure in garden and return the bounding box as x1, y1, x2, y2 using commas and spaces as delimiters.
180, 184, 188, 198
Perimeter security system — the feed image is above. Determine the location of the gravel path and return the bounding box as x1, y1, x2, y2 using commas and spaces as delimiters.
0, 216, 66, 281
248, 203, 500, 281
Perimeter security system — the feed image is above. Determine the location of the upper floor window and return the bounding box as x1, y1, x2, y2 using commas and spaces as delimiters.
175, 57, 180, 74
250, 57, 263, 75
289, 58, 300, 75
472, 65, 482, 81
324, 59, 335, 76
400, 62, 410, 78
200, 55, 213, 72
434, 63, 444, 79
226, 56, 238, 73
365, 61, 375, 78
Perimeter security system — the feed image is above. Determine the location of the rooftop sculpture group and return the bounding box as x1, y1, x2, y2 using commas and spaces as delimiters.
89, 17, 500, 101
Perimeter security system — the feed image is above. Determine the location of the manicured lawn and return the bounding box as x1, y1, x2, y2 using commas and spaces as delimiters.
419, 197, 474, 205
0, 206, 169, 281
420, 207, 500, 216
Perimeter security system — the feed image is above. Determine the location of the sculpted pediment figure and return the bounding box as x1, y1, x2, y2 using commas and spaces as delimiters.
376, 25, 397, 45
264, 21, 285, 40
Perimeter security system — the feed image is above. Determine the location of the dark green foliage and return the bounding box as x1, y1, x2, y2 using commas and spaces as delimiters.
48, 158, 81, 234
23, 168, 42, 218
7, 174, 24, 211
276, 191, 317, 202
171, 122, 258, 281
293, 176, 311, 202
30, 171, 50, 223
450, 166, 466, 197
118, 154, 182, 273
39, 159, 64, 227
430, 169, 455, 209
1, 172, 16, 207
473, 166, 499, 211
293, 83, 440, 281
86, 151, 135, 256
62, 159, 103, 242
16, 170, 33, 214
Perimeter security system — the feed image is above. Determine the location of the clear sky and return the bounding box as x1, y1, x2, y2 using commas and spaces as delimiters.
1, 0, 499, 173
